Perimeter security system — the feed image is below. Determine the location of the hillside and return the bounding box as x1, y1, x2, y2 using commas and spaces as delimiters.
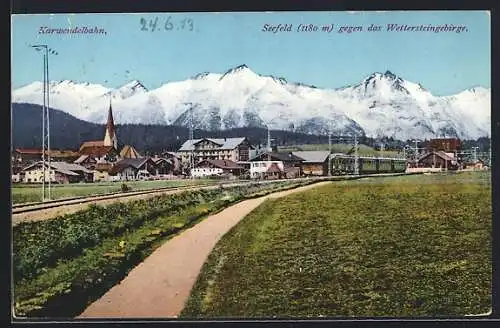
11, 103, 343, 153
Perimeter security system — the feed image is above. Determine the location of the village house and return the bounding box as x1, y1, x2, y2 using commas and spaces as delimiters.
249, 151, 304, 179
162, 151, 183, 175
249, 160, 285, 180
191, 159, 245, 178
151, 156, 177, 177
292, 151, 330, 176
13, 148, 80, 164
417, 151, 459, 170
463, 159, 487, 170
93, 163, 113, 182
73, 154, 98, 170
21, 161, 94, 184
108, 157, 158, 181
178, 137, 253, 166
428, 138, 462, 153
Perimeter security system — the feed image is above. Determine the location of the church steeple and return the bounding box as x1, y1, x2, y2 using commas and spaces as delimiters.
103, 97, 118, 149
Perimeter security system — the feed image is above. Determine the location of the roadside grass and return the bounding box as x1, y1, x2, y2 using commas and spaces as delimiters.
11, 179, 213, 205
181, 172, 491, 318
12, 179, 318, 318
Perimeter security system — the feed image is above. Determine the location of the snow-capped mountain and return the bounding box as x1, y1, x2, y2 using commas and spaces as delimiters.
12, 65, 491, 140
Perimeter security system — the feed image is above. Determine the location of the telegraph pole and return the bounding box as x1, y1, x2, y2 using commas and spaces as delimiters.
45, 46, 52, 200
189, 104, 194, 179
472, 146, 479, 171
412, 139, 421, 168
354, 134, 359, 175
267, 126, 271, 161
42, 49, 46, 201
328, 131, 332, 176
31, 44, 57, 201
489, 141, 492, 167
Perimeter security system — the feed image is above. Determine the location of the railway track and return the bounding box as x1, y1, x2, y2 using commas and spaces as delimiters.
12, 172, 419, 216
12, 181, 241, 215
12, 183, 215, 210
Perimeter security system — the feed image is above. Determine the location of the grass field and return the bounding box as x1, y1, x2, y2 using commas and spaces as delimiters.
181, 171, 491, 318
279, 143, 401, 157
11, 179, 213, 205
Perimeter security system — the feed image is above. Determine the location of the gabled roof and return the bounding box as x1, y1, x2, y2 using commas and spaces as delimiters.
250, 151, 304, 162
465, 158, 485, 165
108, 157, 155, 175
95, 163, 113, 172
419, 151, 455, 162
15, 148, 79, 157
74, 155, 90, 164
115, 157, 152, 169
51, 162, 94, 174
179, 137, 248, 151
120, 145, 142, 159
15, 148, 42, 155
151, 157, 175, 166
152, 157, 166, 164
292, 151, 330, 163
79, 144, 116, 157
163, 151, 181, 159
80, 141, 105, 149
266, 163, 282, 173
196, 159, 243, 170
22, 161, 93, 175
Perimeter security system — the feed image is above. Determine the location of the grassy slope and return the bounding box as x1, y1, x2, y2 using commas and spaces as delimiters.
11, 179, 212, 204
181, 171, 491, 318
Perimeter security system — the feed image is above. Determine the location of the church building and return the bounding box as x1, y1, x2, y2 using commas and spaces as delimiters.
75, 99, 120, 168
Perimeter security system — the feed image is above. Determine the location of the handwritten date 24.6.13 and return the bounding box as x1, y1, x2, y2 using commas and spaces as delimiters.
140, 16, 195, 32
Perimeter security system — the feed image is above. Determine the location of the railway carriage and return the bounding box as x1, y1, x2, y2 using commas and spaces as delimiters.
330, 154, 406, 175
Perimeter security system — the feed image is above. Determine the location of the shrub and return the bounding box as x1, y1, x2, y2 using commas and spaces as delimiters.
121, 183, 131, 192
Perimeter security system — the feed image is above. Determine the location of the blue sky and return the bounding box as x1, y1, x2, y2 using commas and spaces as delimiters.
11, 11, 490, 96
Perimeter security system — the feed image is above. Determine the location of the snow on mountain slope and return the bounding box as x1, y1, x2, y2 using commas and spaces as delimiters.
12, 80, 112, 119
12, 65, 491, 140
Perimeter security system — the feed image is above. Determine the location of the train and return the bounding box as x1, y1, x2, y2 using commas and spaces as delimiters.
330, 154, 407, 175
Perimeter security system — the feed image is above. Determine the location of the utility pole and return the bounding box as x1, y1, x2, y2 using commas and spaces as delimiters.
489, 141, 492, 167
472, 146, 479, 171
413, 139, 420, 168
45, 46, 52, 200
354, 134, 359, 175
41, 49, 46, 200
31, 44, 57, 201
328, 131, 332, 176
189, 104, 194, 179
267, 125, 271, 161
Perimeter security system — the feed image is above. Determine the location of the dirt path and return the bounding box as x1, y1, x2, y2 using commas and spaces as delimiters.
77, 181, 331, 319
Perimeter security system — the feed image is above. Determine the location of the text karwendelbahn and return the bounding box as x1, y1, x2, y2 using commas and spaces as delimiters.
38, 26, 107, 35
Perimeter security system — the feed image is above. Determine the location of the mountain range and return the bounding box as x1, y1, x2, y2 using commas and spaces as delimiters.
12, 65, 491, 140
